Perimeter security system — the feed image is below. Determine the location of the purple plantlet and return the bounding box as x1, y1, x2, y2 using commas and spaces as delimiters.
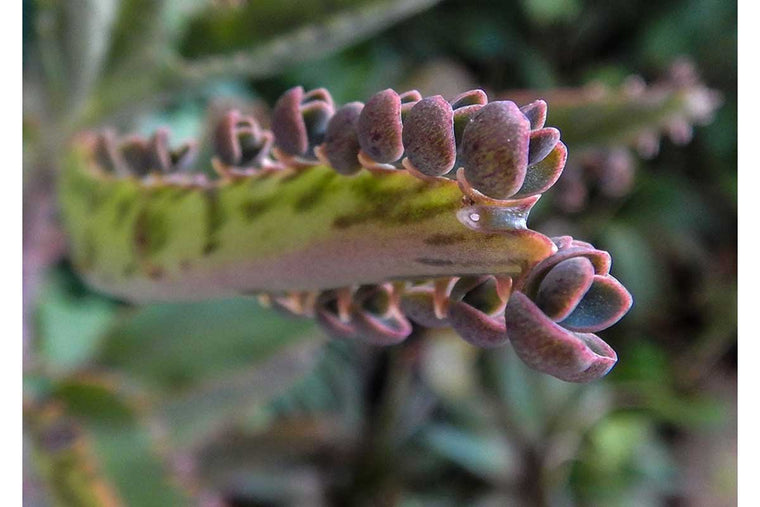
271, 86, 334, 160
506, 292, 618, 382
528, 127, 561, 166
357, 88, 406, 164
313, 284, 412, 345
402, 95, 456, 177
319, 102, 364, 175
398, 284, 450, 329
447, 276, 509, 348
534, 257, 596, 321
450, 89, 488, 109
104, 129, 198, 177
213, 110, 272, 169
510, 141, 567, 199
519, 99, 548, 130
120, 136, 153, 177
460, 101, 531, 199
504, 236, 632, 382
93, 129, 124, 175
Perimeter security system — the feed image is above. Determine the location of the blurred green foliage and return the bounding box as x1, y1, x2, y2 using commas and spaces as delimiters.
23, 0, 736, 505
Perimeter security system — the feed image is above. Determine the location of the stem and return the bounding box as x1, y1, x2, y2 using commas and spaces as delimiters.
343, 337, 421, 506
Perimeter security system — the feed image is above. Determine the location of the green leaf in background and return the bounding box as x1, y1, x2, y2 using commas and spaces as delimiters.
35, 267, 120, 375
97, 298, 319, 391
97, 298, 327, 447
420, 424, 519, 482
571, 413, 678, 507
173, 0, 441, 83
27, 377, 191, 507
520, 0, 580, 25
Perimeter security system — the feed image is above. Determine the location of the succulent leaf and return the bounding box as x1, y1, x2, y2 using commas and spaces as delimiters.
558, 275, 633, 333
505, 292, 618, 383
519, 99, 548, 130
527, 127, 561, 166
534, 256, 595, 321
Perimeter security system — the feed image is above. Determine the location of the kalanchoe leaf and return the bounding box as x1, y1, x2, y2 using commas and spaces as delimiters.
448, 300, 509, 348
558, 275, 633, 333
399, 286, 449, 328
168, 141, 198, 173
450, 89, 488, 109
451, 89, 489, 150
147, 129, 172, 172
351, 308, 412, 345
315, 290, 358, 340
399, 90, 423, 112
523, 239, 612, 298
527, 127, 561, 166
357, 88, 405, 164
272, 86, 334, 159
534, 257, 595, 321
454, 276, 505, 316
446, 276, 508, 348
505, 292, 617, 382
510, 142, 567, 199
148, 129, 198, 173
403, 96, 456, 177
321, 102, 364, 175
120, 137, 152, 177
460, 101, 531, 199
351, 284, 412, 345
213, 110, 272, 168
94, 130, 124, 175
519, 99, 548, 130
314, 285, 412, 345
452, 104, 485, 148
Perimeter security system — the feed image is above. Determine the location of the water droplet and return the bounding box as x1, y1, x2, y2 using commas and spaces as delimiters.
457, 204, 534, 232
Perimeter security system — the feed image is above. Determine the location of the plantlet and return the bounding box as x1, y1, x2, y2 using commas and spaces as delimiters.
60, 86, 632, 382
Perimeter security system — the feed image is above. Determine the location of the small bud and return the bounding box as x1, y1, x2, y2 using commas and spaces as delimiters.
322, 102, 364, 175
403, 96, 456, 176
451, 90, 488, 151
534, 257, 595, 321
357, 89, 405, 164
272, 87, 334, 159
506, 292, 618, 382
450, 89, 488, 109
94, 130, 124, 174
447, 276, 509, 348
460, 101, 531, 199
399, 285, 449, 328
505, 237, 632, 382
351, 284, 412, 345
148, 129, 198, 173
213, 110, 272, 168
528, 127, 561, 166
511, 142, 567, 199
520, 99, 548, 130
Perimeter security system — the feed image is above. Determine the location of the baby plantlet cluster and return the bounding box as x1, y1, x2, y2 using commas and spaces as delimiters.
60, 86, 632, 382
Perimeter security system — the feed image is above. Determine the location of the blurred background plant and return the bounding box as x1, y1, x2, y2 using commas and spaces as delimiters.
22, 0, 736, 505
